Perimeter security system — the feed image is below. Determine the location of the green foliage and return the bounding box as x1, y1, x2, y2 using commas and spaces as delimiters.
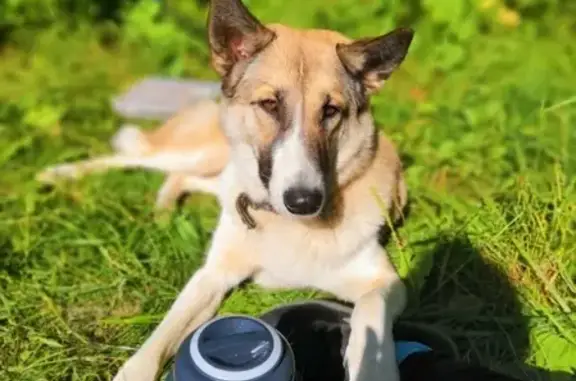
0, 0, 61, 26
1, 0, 575, 380
122, 0, 191, 75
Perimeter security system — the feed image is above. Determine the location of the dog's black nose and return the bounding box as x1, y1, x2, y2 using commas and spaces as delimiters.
283, 187, 324, 215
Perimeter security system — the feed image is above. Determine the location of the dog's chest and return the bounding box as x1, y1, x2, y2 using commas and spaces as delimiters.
248, 211, 384, 292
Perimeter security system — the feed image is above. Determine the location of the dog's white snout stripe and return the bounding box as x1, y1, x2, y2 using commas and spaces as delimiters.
268, 101, 325, 215
276, 103, 323, 187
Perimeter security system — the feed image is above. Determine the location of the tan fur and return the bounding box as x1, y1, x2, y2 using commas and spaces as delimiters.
36, 100, 229, 207
143, 100, 225, 155
38, 2, 415, 381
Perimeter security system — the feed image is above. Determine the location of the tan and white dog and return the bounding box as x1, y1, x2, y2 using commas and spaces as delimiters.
38, 0, 415, 380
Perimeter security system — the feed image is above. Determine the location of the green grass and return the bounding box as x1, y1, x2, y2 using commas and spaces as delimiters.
1, 4, 576, 381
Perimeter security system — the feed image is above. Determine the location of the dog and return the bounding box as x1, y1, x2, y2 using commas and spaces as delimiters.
38, 0, 415, 380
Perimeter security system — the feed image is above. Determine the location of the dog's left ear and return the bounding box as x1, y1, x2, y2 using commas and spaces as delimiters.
336, 28, 414, 94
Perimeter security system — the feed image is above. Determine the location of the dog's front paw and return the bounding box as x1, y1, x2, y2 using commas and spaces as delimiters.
344, 330, 399, 381
112, 355, 160, 381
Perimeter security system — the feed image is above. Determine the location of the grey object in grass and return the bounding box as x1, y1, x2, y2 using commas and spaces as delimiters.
112, 77, 221, 121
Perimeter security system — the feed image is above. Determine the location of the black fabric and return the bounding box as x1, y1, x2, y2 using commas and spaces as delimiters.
259, 300, 350, 381
258, 300, 523, 381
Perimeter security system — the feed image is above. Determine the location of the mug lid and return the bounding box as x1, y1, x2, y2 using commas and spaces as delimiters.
189, 315, 283, 381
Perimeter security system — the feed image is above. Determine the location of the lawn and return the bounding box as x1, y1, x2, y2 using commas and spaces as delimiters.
0, 1, 575, 380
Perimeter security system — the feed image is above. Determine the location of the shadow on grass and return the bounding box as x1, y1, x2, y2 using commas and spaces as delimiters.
255, 232, 574, 381
245, 205, 573, 380
394, 234, 574, 381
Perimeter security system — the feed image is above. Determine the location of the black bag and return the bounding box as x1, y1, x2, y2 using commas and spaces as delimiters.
258, 299, 522, 381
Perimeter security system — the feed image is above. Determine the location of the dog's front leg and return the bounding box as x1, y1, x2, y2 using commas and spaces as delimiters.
113, 215, 255, 381
336, 242, 407, 381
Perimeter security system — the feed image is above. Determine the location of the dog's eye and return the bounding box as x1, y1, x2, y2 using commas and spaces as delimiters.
322, 104, 341, 119
258, 99, 278, 114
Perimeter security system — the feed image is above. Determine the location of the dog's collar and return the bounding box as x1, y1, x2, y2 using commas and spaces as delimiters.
236, 193, 277, 229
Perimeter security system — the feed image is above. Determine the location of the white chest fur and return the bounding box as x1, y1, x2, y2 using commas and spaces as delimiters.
220, 193, 390, 300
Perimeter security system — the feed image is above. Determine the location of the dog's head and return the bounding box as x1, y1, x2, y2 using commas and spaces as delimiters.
208, 0, 413, 219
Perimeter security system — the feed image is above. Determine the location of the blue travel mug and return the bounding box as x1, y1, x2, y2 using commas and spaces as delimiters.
166, 315, 296, 381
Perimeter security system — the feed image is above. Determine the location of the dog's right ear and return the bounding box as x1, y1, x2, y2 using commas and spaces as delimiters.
208, 0, 276, 77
